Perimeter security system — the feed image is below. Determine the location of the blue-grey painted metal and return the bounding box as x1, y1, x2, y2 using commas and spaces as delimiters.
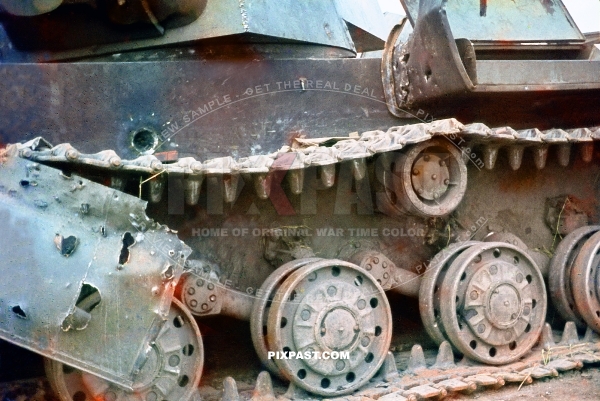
401, 0, 584, 42
0, 141, 191, 389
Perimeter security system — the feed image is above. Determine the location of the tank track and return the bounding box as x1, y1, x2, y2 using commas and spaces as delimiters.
15, 119, 599, 182
1, 322, 599, 401
4, 119, 600, 400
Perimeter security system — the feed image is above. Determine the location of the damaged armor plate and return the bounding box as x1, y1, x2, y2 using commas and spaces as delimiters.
0, 140, 191, 390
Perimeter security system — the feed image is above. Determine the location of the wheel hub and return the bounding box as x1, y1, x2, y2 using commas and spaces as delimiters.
465, 262, 531, 346
318, 306, 360, 351
268, 260, 392, 396
487, 283, 521, 328
411, 153, 450, 201
293, 281, 370, 376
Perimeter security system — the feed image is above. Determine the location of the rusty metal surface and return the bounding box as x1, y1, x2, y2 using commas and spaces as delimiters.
571, 231, 600, 333
266, 260, 392, 396
0, 143, 190, 389
389, 0, 600, 123
548, 225, 600, 328
45, 299, 204, 401
0, 0, 390, 60
438, 242, 547, 365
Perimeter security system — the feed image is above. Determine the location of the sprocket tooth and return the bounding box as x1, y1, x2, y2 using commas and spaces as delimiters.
583, 326, 600, 342
351, 158, 367, 181
253, 174, 271, 200
508, 146, 524, 170
320, 164, 336, 188
287, 169, 304, 195
407, 344, 426, 373
251, 371, 276, 401
559, 321, 580, 345
184, 176, 204, 206
557, 143, 571, 167
581, 143, 594, 163
432, 341, 455, 369
482, 145, 499, 170
224, 174, 240, 203
221, 377, 240, 401
149, 176, 165, 203
533, 146, 549, 169
541, 323, 556, 350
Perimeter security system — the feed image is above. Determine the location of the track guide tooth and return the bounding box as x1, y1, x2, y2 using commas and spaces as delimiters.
407, 344, 427, 373
351, 158, 367, 181
581, 142, 594, 163
559, 321, 580, 345
320, 164, 336, 188
287, 169, 304, 195
251, 371, 276, 401
110, 176, 126, 191
221, 377, 240, 401
149, 176, 164, 203
508, 146, 524, 170
533, 146, 549, 169
253, 174, 271, 200
184, 176, 204, 206
432, 341, 455, 369
482, 145, 499, 170
378, 351, 400, 382
557, 144, 571, 167
583, 326, 600, 342
224, 174, 240, 203
541, 323, 556, 349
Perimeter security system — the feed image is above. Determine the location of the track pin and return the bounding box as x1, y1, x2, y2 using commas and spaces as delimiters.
320, 164, 336, 188
533, 146, 549, 169
482, 145, 499, 170
184, 175, 204, 206
508, 146, 524, 170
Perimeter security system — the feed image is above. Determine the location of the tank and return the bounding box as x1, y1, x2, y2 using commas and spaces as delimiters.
1, 0, 600, 400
